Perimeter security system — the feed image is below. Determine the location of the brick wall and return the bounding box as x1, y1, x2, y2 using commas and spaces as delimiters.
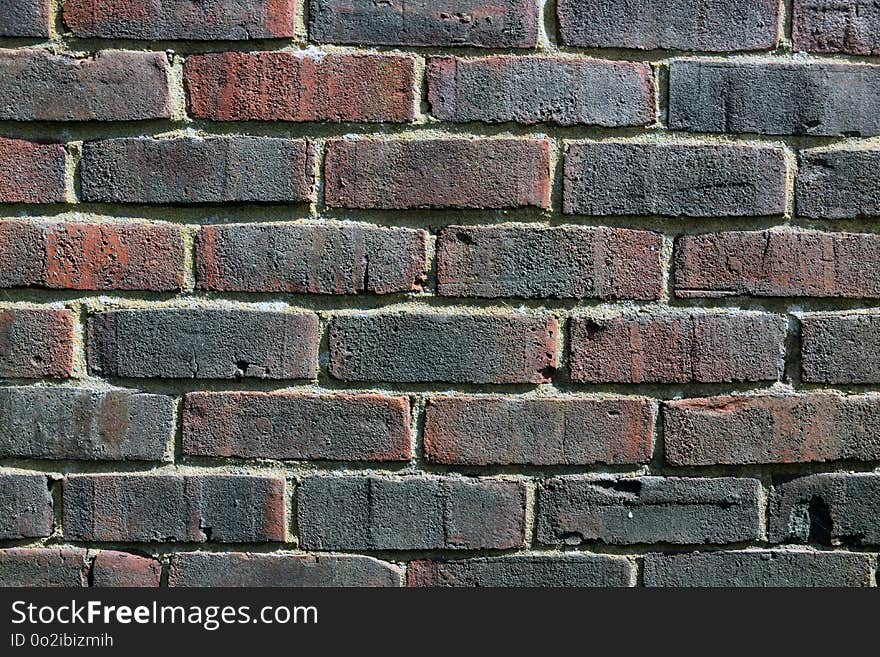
0, 0, 878, 588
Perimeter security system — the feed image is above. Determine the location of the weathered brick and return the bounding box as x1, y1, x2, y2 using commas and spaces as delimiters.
798, 148, 880, 219
324, 138, 550, 209
298, 476, 526, 550
427, 56, 655, 127
669, 60, 880, 136
88, 309, 319, 380
0, 387, 174, 461
569, 311, 786, 384
186, 52, 415, 123
0, 221, 186, 291
0, 473, 53, 539
437, 226, 662, 300
329, 312, 558, 384
0, 0, 51, 37
0, 50, 173, 122
169, 553, 403, 587
0, 549, 88, 587
557, 0, 780, 51
801, 312, 880, 384
563, 142, 787, 217
664, 394, 880, 465
183, 392, 411, 461
80, 137, 315, 205
196, 224, 427, 295
424, 396, 654, 466
675, 230, 880, 299
64, 474, 286, 543
64, 0, 297, 39
645, 550, 874, 587
537, 477, 762, 546
0, 138, 67, 204
0, 308, 74, 378
309, 0, 538, 47
409, 555, 635, 587
770, 473, 880, 545
92, 552, 161, 587
793, 0, 880, 55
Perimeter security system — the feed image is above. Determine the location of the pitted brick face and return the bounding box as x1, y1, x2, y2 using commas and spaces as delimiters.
92, 552, 162, 588
0, 549, 89, 587
0, 138, 67, 204
0, 309, 74, 378
0, 0, 51, 37
793, 0, 880, 55
0, 473, 53, 540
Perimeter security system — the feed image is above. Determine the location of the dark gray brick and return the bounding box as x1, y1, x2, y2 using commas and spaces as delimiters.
798, 148, 880, 219
0, 473, 53, 539
0, 0, 51, 37
0, 549, 88, 587
801, 312, 880, 384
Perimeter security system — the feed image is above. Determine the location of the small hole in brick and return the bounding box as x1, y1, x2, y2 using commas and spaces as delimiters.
456, 232, 474, 245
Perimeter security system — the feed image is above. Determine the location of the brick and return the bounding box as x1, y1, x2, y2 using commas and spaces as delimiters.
563, 142, 787, 217
427, 56, 655, 127
324, 138, 550, 210
669, 60, 880, 137
329, 312, 558, 384
0, 387, 174, 461
0, 0, 51, 37
80, 137, 315, 205
0, 473, 53, 539
88, 309, 319, 381
645, 550, 874, 587
169, 553, 402, 587
424, 396, 654, 466
0, 308, 74, 378
557, 0, 780, 51
298, 476, 526, 550
801, 312, 880, 384
0, 221, 186, 291
675, 230, 880, 299
408, 555, 635, 587
798, 148, 880, 219
437, 226, 662, 300
0, 549, 88, 587
92, 552, 161, 587
537, 477, 762, 546
569, 311, 785, 384
183, 392, 411, 461
0, 50, 172, 122
793, 0, 880, 55
64, 0, 297, 39
64, 474, 286, 543
0, 138, 67, 204
664, 394, 880, 465
770, 473, 880, 546
196, 223, 427, 295
309, 0, 538, 48
186, 52, 415, 123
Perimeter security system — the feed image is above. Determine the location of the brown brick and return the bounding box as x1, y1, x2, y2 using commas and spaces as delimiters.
0, 138, 66, 204
665, 394, 880, 465
0, 549, 88, 587
424, 396, 654, 466
569, 311, 786, 384
92, 552, 161, 587
675, 230, 880, 299
0, 308, 74, 378
186, 52, 415, 122
183, 392, 412, 461
324, 138, 551, 209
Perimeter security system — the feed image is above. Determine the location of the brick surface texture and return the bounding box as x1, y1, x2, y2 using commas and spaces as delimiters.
0, 1, 877, 590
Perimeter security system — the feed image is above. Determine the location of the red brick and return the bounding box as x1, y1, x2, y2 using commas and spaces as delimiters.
196, 223, 427, 295
0, 221, 186, 292
0, 50, 173, 122
569, 312, 786, 384
64, 0, 297, 39
186, 52, 416, 123
0, 309, 74, 378
437, 225, 662, 300
0, 138, 66, 204
92, 552, 161, 587
183, 392, 412, 461
675, 230, 880, 299
665, 393, 880, 465
424, 396, 654, 466
0, 549, 88, 587
324, 138, 551, 210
